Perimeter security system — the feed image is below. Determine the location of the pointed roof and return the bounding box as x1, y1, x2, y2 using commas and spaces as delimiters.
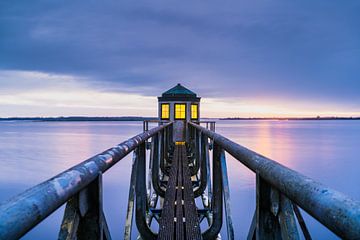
158, 83, 200, 102
162, 83, 196, 96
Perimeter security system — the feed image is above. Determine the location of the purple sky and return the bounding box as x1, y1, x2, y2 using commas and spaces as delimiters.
0, 1, 359, 117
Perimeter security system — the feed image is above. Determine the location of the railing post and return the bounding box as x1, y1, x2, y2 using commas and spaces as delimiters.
194, 132, 208, 198
205, 137, 212, 209
152, 133, 166, 197
202, 141, 223, 239
252, 174, 300, 240
278, 195, 300, 240
255, 174, 282, 240
191, 128, 200, 176
220, 149, 234, 240
159, 131, 166, 174
58, 196, 80, 239
135, 143, 157, 239
59, 173, 111, 240
164, 128, 169, 164
124, 150, 138, 240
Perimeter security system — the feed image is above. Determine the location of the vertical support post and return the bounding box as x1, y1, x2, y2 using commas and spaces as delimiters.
152, 133, 166, 197
135, 143, 157, 239
220, 150, 234, 240
143, 121, 148, 132
194, 132, 208, 198
80, 173, 112, 240
202, 141, 223, 239
191, 128, 200, 176
58, 197, 80, 240
255, 173, 282, 240
250, 175, 301, 240
278, 195, 300, 240
205, 136, 212, 208
59, 173, 111, 240
164, 128, 168, 165
159, 131, 166, 174
124, 150, 138, 240
168, 124, 173, 147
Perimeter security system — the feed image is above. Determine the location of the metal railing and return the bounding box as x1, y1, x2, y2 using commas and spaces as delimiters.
188, 121, 360, 240
0, 122, 172, 240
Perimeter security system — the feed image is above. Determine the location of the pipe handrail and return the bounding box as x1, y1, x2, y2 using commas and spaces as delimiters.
188, 121, 360, 239
0, 122, 172, 240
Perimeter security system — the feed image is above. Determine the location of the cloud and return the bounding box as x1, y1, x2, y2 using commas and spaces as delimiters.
0, 1, 359, 116
0, 70, 157, 117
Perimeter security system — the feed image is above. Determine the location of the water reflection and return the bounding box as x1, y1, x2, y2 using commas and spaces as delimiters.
216, 120, 360, 239
1, 120, 359, 239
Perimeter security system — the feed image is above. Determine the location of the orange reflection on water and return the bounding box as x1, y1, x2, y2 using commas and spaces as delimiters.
252, 121, 296, 168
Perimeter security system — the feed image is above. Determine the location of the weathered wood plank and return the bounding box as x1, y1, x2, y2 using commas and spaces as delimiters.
158, 147, 178, 239
175, 148, 184, 239
181, 145, 202, 240
158, 145, 202, 240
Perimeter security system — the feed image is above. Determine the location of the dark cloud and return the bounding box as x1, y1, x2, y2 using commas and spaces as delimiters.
0, 1, 360, 106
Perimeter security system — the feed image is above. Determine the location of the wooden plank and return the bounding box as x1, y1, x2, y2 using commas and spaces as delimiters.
158, 147, 178, 239
180, 145, 202, 240
158, 145, 202, 240
175, 148, 184, 239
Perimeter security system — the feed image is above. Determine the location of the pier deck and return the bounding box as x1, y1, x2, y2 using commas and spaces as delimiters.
158, 145, 202, 240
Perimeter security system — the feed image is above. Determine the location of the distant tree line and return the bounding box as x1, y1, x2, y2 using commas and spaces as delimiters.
0, 116, 158, 121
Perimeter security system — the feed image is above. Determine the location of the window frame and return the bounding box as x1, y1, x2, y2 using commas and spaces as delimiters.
174, 103, 187, 120
160, 103, 170, 120
190, 104, 199, 120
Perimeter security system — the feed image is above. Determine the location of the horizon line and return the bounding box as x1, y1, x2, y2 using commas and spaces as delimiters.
1, 116, 360, 120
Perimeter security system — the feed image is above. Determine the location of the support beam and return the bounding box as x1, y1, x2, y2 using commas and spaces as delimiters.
135, 143, 157, 240
202, 141, 223, 239
58, 173, 111, 240
256, 174, 282, 240
124, 150, 138, 240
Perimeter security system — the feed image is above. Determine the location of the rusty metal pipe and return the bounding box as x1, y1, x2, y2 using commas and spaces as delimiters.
0, 123, 172, 240
188, 121, 360, 240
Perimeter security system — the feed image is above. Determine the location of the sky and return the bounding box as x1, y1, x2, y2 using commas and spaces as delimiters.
0, 1, 359, 118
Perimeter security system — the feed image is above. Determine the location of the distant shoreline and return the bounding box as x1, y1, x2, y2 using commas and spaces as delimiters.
0, 116, 359, 122
0, 117, 158, 122
219, 117, 360, 120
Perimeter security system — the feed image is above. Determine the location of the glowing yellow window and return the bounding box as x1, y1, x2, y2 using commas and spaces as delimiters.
175, 104, 186, 119
161, 104, 170, 119
191, 104, 198, 119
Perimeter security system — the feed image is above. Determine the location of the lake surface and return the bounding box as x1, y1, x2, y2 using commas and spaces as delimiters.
0, 120, 359, 239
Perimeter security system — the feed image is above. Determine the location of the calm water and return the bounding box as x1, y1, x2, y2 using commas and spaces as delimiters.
0, 120, 359, 239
